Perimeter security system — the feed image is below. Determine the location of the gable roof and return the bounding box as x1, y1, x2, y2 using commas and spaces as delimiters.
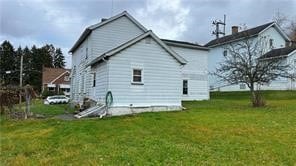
42, 67, 71, 84
205, 22, 290, 47
161, 39, 209, 51
260, 46, 296, 59
88, 31, 187, 67
69, 11, 147, 53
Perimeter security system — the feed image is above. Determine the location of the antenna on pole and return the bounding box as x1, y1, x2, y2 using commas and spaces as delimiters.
111, 0, 114, 16
212, 14, 226, 39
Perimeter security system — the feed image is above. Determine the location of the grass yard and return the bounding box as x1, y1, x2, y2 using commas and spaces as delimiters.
29, 99, 74, 117
1, 91, 296, 165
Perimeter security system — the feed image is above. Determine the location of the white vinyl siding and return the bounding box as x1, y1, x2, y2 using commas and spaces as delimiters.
260, 26, 286, 49
90, 16, 145, 61
107, 37, 182, 107
169, 46, 209, 100
90, 61, 109, 102
71, 15, 144, 103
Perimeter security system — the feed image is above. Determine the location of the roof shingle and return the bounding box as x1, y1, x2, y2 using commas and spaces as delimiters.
205, 22, 274, 47
260, 46, 296, 59
42, 67, 71, 84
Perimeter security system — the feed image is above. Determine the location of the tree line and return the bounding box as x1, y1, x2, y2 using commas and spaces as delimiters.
0, 40, 66, 92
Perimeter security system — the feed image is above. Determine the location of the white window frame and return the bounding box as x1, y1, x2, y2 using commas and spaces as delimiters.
131, 68, 144, 85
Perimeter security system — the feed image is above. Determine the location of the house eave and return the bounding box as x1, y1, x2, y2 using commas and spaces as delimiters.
206, 34, 258, 48
164, 41, 209, 51
69, 29, 91, 53
258, 23, 291, 42
69, 11, 148, 54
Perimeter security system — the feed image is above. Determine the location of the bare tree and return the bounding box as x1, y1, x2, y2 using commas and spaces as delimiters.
214, 35, 291, 107
273, 10, 288, 28
272, 11, 296, 42
287, 20, 296, 42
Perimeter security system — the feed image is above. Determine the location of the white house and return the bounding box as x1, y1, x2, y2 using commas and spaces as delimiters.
260, 46, 296, 90
69, 11, 209, 117
205, 22, 295, 91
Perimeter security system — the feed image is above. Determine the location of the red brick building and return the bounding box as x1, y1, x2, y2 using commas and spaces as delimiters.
42, 67, 71, 96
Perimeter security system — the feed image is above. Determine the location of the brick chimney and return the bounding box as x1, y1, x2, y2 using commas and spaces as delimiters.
232, 26, 239, 34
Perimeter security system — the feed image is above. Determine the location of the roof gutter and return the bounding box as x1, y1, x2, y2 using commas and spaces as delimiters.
164, 41, 209, 51
259, 55, 288, 60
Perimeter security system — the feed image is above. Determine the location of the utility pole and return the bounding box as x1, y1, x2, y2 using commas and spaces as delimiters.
212, 14, 226, 39
19, 53, 26, 118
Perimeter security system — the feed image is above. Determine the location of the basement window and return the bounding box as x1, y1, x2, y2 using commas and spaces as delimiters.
183, 80, 188, 95
132, 69, 143, 84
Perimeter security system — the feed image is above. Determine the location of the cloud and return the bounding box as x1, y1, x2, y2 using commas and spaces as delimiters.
135, 0, 190, 39
1, 0, 296, 67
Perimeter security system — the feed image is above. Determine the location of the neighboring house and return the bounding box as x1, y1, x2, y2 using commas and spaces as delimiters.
69, 11, 209, 116
205, 22, 292, 91
260, 46, 296, 90
42, 67, 71, 95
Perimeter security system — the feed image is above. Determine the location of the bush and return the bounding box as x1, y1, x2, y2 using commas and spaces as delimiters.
0, 86, 19, 114
41, 89, 55, 98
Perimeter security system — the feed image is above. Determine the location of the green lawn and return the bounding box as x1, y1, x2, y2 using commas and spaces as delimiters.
1, 91, 296, 165
29, 99, 74, 117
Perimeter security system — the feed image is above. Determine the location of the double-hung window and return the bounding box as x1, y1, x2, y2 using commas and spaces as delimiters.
132, 69, 143, 84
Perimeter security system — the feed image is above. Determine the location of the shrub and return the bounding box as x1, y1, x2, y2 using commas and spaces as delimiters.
42, 89, 55, 98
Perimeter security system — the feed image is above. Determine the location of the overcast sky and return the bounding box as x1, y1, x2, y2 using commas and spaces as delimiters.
1, 0, 295, 68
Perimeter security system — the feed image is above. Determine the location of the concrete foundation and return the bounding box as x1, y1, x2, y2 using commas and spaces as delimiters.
107, 105, 182, 116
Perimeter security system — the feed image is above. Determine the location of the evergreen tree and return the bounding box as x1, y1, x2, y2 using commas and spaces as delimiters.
22, 46, 32, 85
0, 40, 65, 92
0, 41, 17, 85
40, 44, 54, 68
30, 45, 43, 91
53, 48, 65, 68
